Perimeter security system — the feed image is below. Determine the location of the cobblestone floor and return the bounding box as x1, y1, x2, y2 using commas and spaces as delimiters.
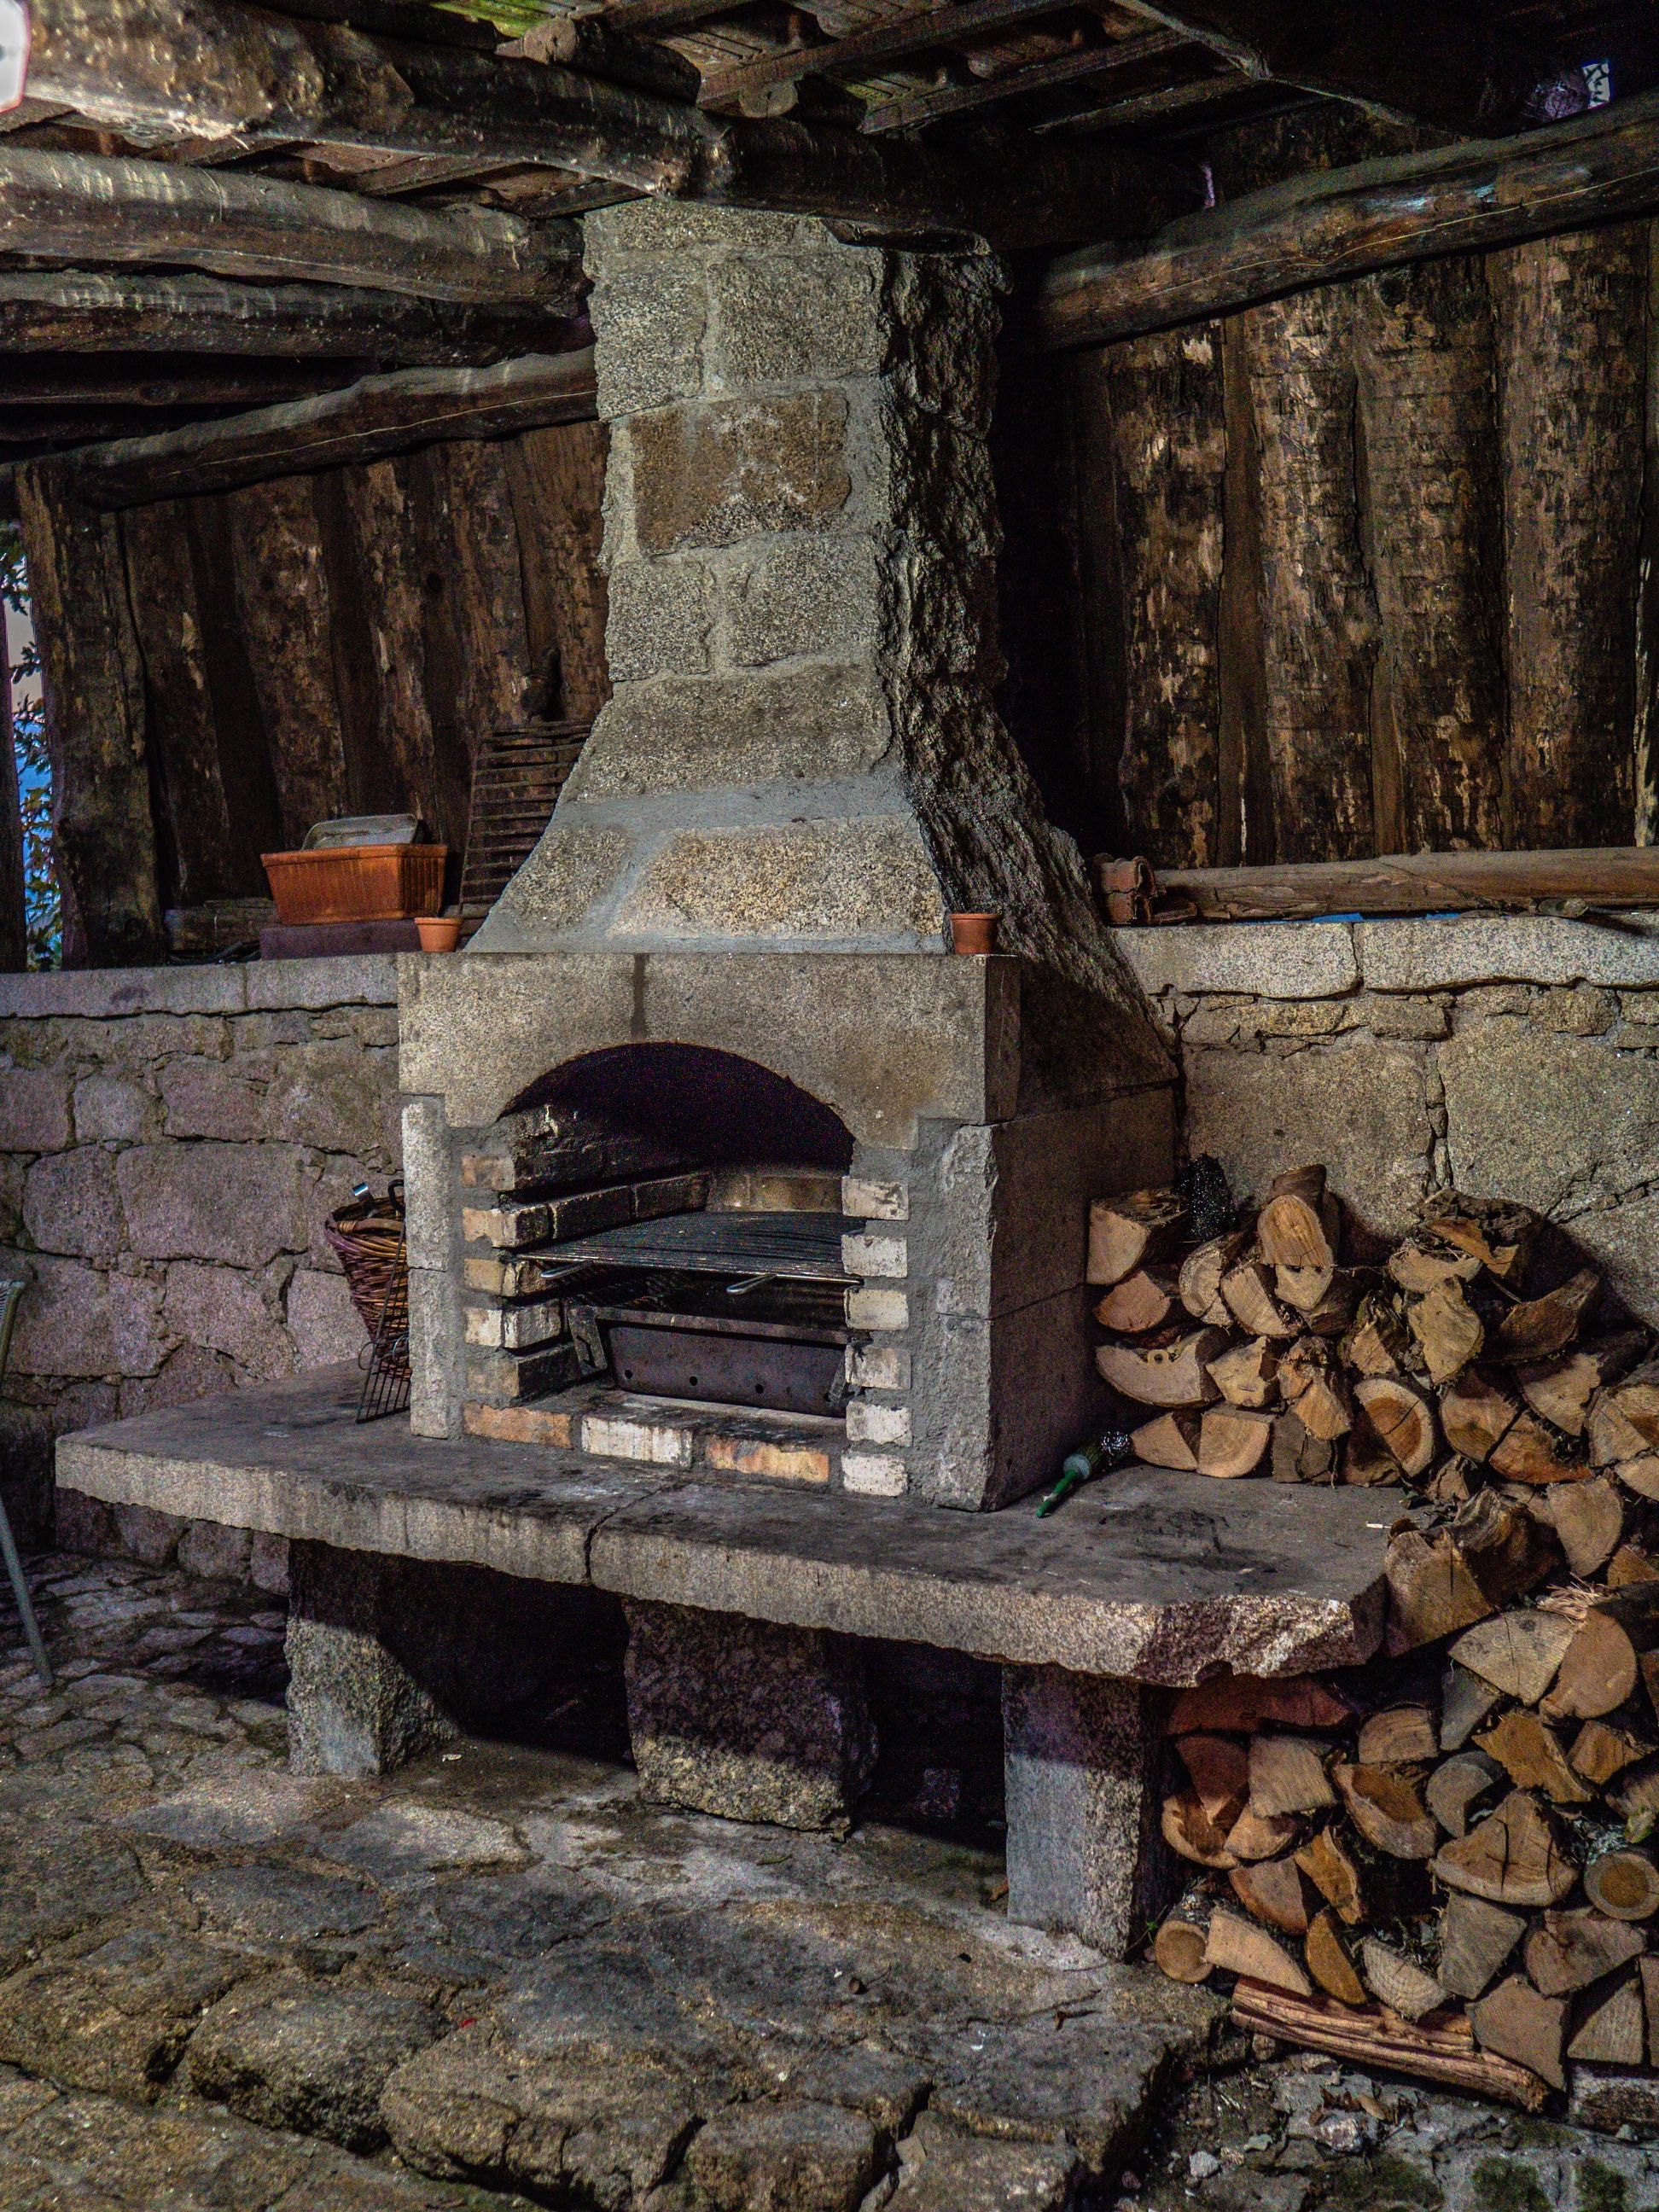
3, 1553, 1659, 2211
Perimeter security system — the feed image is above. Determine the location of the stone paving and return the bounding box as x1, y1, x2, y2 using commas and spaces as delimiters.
6, 1551, 1659, 2212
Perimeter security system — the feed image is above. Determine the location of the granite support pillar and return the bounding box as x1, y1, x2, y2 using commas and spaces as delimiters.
286, 1540, 457, 1778
1002, 1663, 1173, 1959
624, 1598, 877, 1832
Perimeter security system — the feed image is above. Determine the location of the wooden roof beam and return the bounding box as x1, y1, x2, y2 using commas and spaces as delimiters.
1037, 84, 1659, 350
0, 145, 583, 304
55, 347, 598, 507
859, 26, 1191, 135
20, 0, 1192, 247
0, 268, 579, 362
1109, 0, 1545, 134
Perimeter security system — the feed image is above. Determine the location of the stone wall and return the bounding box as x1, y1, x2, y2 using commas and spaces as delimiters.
1115, 913, 1659, 1321
0, 957, 401, 1545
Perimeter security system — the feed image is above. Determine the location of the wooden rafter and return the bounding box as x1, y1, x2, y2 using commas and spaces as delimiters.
1037, 84, 1659, 347
1033, 66, 1273, 135
859, 26, 1190, 134
18, 0, 1186, 247
0, 145, 584, 304
695, 0, 1126, 113
60, 348, 598, 507
0, 268, 576, 362
1109, 0, 1544, 132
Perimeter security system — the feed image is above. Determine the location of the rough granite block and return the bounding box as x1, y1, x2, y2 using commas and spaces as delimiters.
1002, 1663, 1172, 1960
624, 1598, 876, 1831
286, 1542, 457, 1778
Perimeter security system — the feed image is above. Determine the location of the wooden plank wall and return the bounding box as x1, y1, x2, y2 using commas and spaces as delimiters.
998, 218, 1658, 871
22, 418, 608, 963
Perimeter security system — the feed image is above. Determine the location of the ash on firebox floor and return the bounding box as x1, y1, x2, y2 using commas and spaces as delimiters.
0, 1551, 1652, 2212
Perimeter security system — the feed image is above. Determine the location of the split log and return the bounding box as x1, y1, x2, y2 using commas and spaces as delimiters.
1305, 1908, 1367, 2006
1570, 1719, 1653, 1787
1590, 1362, 1659, 1464
1132, 1412, 1202, 1470
1221, 1260, 1299, 1339
1206, 1336, 1279, 1409
1441, 1661, 1504, 1751
1094, 1266, 1179, 1334
1433, 1790, 1578, 1907
1476, 1710, 1595, 1804
1568, 1975, 1646, 2065
1332, 1764, 1436, 1860
1277, 1336, 1353, 1441
1493, 1269, 1602, 1364
1272, 1411, 1337, 1486
1527, 1477, 1624, 1578
1360, 1937, 1445, 2023
1488, 1410, 1587, 1487
1196, 1407, 1273, 1478
1408, 1279, 1486, 1386
1356, 1704, 1437, 1768
1342, 1296, 1410, 1378
1450, 1488, 1560, 1606
1422, 1193, 1538, 1286
1518, 1336, 1645, 1438
1344, 1408, 1413, 1488
1179, 1231, 1249, 1324
1538, 1610, 1641, 1724
1471, 1973, 1569, 2090
1384, 1529, 1493, 1654
1161, 1790, 1237, 1868
1295, 1827, 1365, 1924
1437, 1894, 1526, 2001
1275, 1261, 1334, 1314
1448, 1610, 1576, 1704
1256, 1166, 1337, 1272
1228, 1977, 1549, 2110
1585, 1847, 1659, 1922
1424, 1749, 1504, 1839
1152, 1909, 1213, 1984
1615, 1456, 1659, 1503
1353, 1376, 1437, 1477
1249, 1733, 1336, 1818
1441, 1370, 1522, 1464
1226, 1805, 1301, 1862
1389, 1242, 1481, 1296
1608, 1545, 1659, 1586
1229, 1855, 1314, 1935
1097, 1329, 1227, 1406
1300, 1272, 1359, 1338
1167, 1674, 1353, 1736
1174, 1733, 1249, 1828
1203, 1907, 1313, 1995
1086, 1188, 1187, 1286
1523, 1909, 1646, 1997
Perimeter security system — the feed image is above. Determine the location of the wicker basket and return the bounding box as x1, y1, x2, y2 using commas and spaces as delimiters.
324, 1187, 407, 1336
263, 844, 446, 925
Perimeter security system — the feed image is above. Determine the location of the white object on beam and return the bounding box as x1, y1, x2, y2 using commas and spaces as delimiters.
0, 2, 27, 114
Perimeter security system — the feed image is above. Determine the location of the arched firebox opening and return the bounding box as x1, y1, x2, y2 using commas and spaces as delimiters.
474, 1044, 859, 1422
509, 1042, 854, 1175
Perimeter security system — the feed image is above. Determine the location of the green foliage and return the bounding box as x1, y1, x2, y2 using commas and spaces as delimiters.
0, 519, 61, 968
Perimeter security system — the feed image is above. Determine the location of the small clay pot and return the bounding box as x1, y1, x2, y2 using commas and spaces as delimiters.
416, 915, 463, 953
950, 911, 1000, 955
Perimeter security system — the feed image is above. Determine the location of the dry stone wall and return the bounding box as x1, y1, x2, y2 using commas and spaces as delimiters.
0, 957, 400, 1546
1116, 913, 1659, 1322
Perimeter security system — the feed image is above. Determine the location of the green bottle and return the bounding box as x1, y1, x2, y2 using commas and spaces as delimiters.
1037, 1429, 1132, 1517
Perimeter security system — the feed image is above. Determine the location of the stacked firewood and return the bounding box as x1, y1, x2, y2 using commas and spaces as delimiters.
1091, 1165, 1659, 2106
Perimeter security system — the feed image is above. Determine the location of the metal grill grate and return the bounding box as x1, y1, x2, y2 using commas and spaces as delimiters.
550, 1209, 856, 1283
459, 721, 590, 917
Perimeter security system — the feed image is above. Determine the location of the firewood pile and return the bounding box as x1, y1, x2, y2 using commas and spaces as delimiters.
1088, 1163, 1659, 2110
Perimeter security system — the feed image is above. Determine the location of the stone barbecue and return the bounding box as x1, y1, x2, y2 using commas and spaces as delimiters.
399, 202, 1174, 1512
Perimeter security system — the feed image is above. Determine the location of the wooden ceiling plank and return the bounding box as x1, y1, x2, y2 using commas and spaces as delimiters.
1038, 82, 1659, 349
1033, 64, 1255, 133
0, 145, 583, 306
18, 0, 1189, 246
61, 348, 599, 509
0, 267, 577, 362
696, 0, 1110, 110
860, 23, 1190, 131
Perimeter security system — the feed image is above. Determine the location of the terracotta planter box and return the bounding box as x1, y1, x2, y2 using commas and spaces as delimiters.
262, 844, 446, 926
